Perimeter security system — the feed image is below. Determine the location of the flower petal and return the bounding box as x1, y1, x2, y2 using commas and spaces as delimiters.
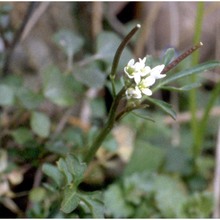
141, 75, 156, 87
141, 88, 152, 96
134, 74, 141, 84
126, 87, 142, 99
127, 59, 135, 66
140, 66, 151, 77
124, 67, 133, 78
150, 64, 165, 79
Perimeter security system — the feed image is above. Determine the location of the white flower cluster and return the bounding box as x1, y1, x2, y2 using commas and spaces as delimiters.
124, 58, 166, 99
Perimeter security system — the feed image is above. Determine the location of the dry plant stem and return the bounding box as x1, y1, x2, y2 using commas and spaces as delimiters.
2, 3, 37, 76
84, 87, 126, 164
21, 2, 50, 42
134, 2, 161, 58
213, 124, 220, 218
91, 2, 103, 40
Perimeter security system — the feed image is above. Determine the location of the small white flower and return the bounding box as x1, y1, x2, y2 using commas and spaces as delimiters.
124, 58, 151, 84
139, 87, 152, 96
126, 86, 142, 99
124, 58, 166, 99
137, 75, 155, 96
124, 59, 136, 77
150, 64, 165, 79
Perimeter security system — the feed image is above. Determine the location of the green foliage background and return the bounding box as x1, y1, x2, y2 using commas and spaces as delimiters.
0, 2, 220, 218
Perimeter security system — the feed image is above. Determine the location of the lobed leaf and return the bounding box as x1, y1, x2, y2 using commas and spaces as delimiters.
78, 191, 104, 218
42, 163, 64, 188
61, 186, 80, 213
57, 158, 73, 185
65, 154, 87, 185
104, 184, 134, 218
154, 175, 187, 217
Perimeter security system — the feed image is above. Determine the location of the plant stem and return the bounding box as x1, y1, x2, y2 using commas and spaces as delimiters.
84, 87, 126, 164
110, 24, 141, 97
84, 24, 141, 164
196, 80, 220, 155
189, 2, 204, 161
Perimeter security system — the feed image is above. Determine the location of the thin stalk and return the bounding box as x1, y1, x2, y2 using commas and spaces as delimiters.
196, 80, 220, 154
2, 3, 37, 76
84, 87, 126, 164
84, 24, 141, 164
189, 2, 204, 161
109, 24, 141, 97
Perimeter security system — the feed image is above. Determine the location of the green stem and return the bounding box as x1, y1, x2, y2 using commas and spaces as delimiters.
196, 80, 220, 155
84, 24, 141, 164
84, 87, 126, 164
189, 2, 204, 161
110, 24, 141, 97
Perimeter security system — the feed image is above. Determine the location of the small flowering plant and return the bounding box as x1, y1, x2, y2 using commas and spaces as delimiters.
42, 24, 220, 216
124, 58, 165, 99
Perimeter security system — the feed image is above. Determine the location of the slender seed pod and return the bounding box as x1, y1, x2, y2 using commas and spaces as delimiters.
162, 42, 203, 75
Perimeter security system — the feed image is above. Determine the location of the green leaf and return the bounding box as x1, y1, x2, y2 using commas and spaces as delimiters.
0, 84, 14, 106
65, 154, 87, 184
17, 87, 44, 110
124, 141, 165, 176
42, 163, 64, 187
61, 186, 80, 213
62, 127, 84, 147
57, 158, 73, 185
2, 75, 23, 89
96, 31, 133, 70
131, 109, 155, 122
123, 172, 155, 205
179, 192, 213, 218
42, 66, 74, 106
161, 82, 201, 91
57, 154, 87, 186
104, 184, 134, 218
146, 97, 176, 120
74, 63, 106, 88
78, 191, 104, 218
53, 29, 83, 57
164, 147, 192, 175
154, 175, 187, 217
30, 111, 51, 138
45, 140, 69, 155
162, 48, 175, 65
11, 127, 33, 145
160, 60, 220, 86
